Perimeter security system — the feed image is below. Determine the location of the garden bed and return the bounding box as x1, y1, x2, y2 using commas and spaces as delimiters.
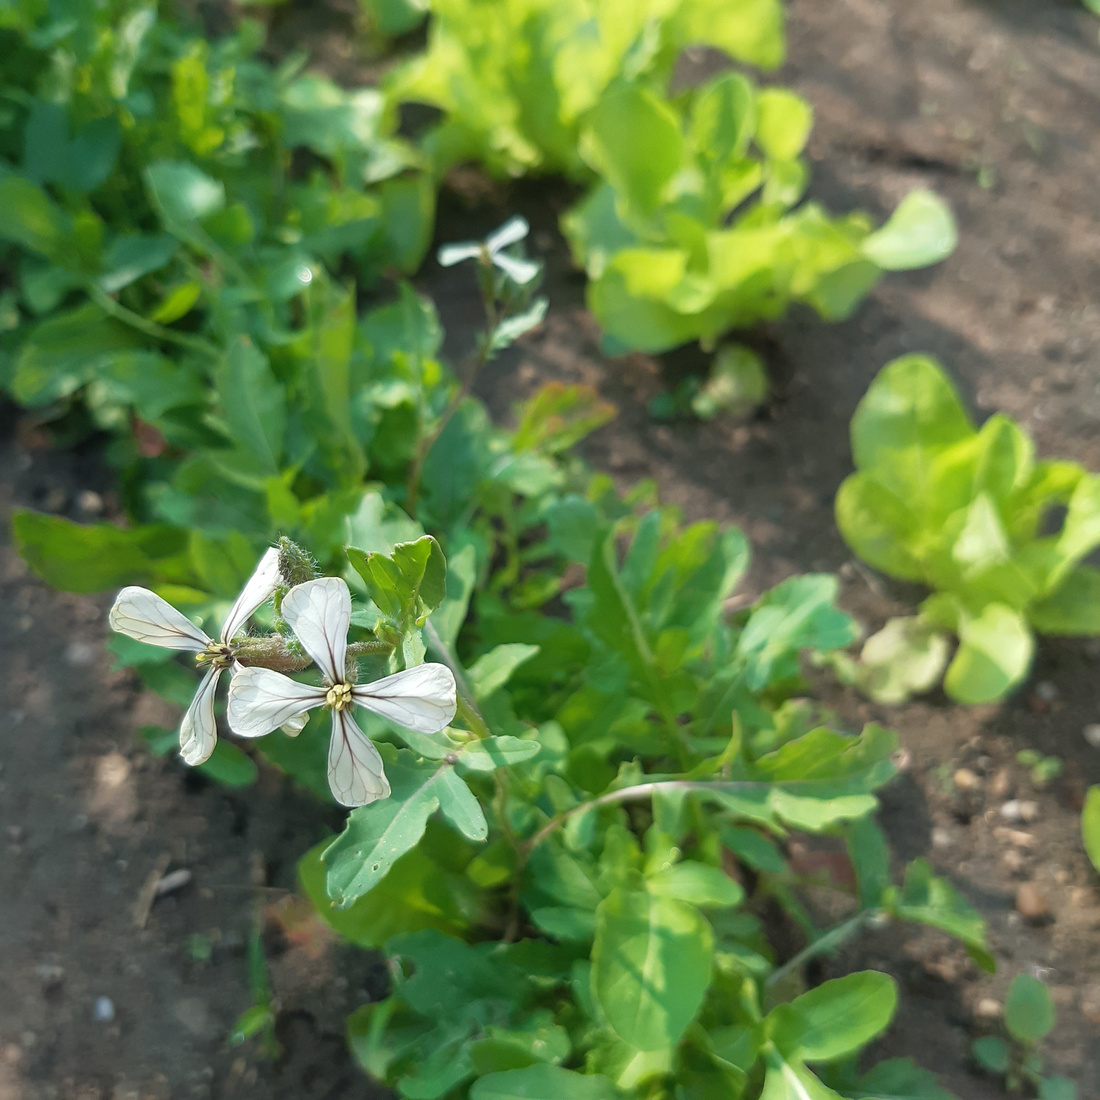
1, 0, 1098, 1096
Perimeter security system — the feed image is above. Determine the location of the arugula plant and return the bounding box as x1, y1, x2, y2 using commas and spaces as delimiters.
0, 0, 433, 437
562, 73, 956, 359
971, 975, 1076, 1100
836, 355, 1100, 705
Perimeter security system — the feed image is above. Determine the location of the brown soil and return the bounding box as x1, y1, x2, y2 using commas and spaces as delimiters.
2, 0, 1099, 1097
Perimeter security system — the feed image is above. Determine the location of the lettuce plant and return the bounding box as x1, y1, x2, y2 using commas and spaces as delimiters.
837, 355, 1100, 704
390, 0, 786, 179
562, 74, 956, 356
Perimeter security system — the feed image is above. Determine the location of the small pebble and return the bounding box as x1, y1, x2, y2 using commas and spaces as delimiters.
1002, 849, 1026, 875
64, 641, 97, 667
931, 826, 954, 849
76, 489, 104, 516
155, 869, 193, 896
975, 998, 1002, 1018
1015, 882, 1050, 921
1084, 724, 1100, 749
989, 768, 1012, 799
93, 996, 115, 1022
1000, 799, 1039, 824
1035, 681, 1058, 703
954, 767, 982, 791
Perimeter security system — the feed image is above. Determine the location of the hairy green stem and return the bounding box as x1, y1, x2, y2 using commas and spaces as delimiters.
233, 635, 392, 672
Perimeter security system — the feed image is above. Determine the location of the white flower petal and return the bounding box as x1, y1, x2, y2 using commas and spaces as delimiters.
491, 250, 540, 286
219, 546, 280, 644
281, 577, 350, 683
109, 587, 210, 652
280, 712, 308, 738
352, 662, 457, 735
180, 667, 220, 765
437, 241, 481, 267
227, 666, 324, 739
485, 215, 529, 253
328, 709, 390, 808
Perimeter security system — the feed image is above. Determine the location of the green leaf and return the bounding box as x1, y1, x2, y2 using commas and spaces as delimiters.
1030, 568, 1100, 635
591, 887, 713, 1052
646, 862, 744, 909
299, 840, 475, 949
0, 175, 71, 256
454, 736, 542, 773
13, 511, 190, 593
436, 769, 488, 842
7, 303, 143, 406
430, 544, 477, 651
769, 971, 897, 1062
760, 1050, 845, 1100
857, 616, 951, 704
470, 1065, 618, 1100
1083, 787, 1100, 874
378, 173, 436, 274
849, 356, 974, 507
144, 160, 226, 229
971, 1036, 1009, 1074
99, 234, 180, 293
323, 752, 452, 907
691, 73, 756, 166
468, 643, 540, 700
348, 535, 448, 628
736, 574, 858, 690
197, 740, 259, 787
361, 0, 429, 36
671, 0, 786, 70
755, 89, 812, 161
835, 474, 925, 581
1004, 974, 1055, 1044
888, 859, 994, 971
214, 339, 286, 475
847, 817, 892, 910
943, 603, 1033, 704
582, 86, 683, 215
1039, 1078, 1078, 1100
850, 1057, 956, 1100
23, 100, 121, 193
862, 191, 957, 271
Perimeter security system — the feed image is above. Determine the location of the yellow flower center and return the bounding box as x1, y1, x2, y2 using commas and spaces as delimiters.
326, 682, 353, 711
197, 642, 234, 670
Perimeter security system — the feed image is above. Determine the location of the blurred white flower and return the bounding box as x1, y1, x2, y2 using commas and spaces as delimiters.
228, 577, 457, 807
438, 215, 540, 285
109, 548, 290, 766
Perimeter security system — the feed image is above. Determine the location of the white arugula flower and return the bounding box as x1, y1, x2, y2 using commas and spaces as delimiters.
227, 577, 457, 808
109, 548, 295, 766
438, 215, 540, 285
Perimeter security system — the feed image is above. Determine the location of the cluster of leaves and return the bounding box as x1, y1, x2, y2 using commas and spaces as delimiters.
387, 0, 785, 179
561, 77, 956, 357
836, 355, 1100, 706
0, 0, 433, 453
384, 0, 955, 407
294, 501, 991, 1099
0, 3, 1003, 1097
971, 974, 1076, 1100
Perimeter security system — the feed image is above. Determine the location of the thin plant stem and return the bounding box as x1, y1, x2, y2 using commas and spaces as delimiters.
764, 910, 878, 991
523, 779, 771, 853
89, 284, 220, 360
